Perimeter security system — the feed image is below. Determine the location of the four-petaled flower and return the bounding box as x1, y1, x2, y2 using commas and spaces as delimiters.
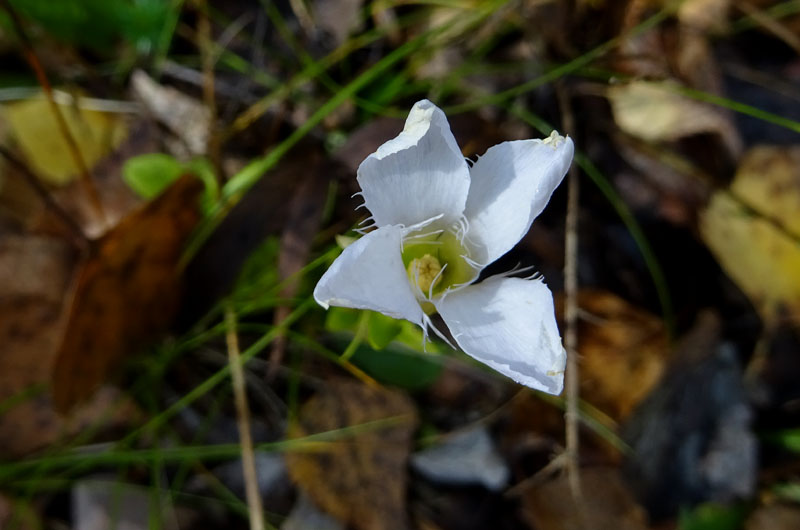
314, 100, 574, 394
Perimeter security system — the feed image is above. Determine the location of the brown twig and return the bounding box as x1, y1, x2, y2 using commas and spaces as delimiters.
0, 0, 106, 227
194, 0, 222, 177
224, 303, 266, 530
0, 144, 87, 246
558, 85, 585, 517
734, 0, 800, 56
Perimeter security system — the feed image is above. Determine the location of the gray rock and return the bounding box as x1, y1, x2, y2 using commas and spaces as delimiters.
411, 426, 509, 491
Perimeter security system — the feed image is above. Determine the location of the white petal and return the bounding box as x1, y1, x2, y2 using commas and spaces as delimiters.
435, 276, 565, 394
357, 100, 471, 227
464, 133, 574, 265
314, 225, 423, 326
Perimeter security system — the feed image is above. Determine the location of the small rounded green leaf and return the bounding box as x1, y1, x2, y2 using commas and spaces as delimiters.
122, 153, 183, 199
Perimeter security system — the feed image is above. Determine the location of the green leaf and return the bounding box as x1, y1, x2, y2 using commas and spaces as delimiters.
233, 236, 281, 297
366, 312, 402, 350
185, 158, 220, 214
342, 338, 443, 391
6, 0, 172, 52
325, 307, 361, 333
763, 429, 800, 452
679, 503, 748, 530
123, 154, 220, 215
325, 309, 447, 390
122, 153, 183, 199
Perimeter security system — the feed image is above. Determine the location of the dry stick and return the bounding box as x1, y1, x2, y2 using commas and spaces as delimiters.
0, 0, 106, 227
195, 0, 222, 176
224, 304, 266, 530
735, 0, 800, 56
558, 86, 585, 518
0, 144, 87, 246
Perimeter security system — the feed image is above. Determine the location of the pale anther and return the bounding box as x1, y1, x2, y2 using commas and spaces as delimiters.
407, 254, 443, 294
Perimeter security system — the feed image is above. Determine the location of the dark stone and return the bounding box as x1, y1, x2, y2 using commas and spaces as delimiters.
622, 315, 757, 520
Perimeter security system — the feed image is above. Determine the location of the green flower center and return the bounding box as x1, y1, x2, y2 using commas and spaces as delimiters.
402, 228, 474, 300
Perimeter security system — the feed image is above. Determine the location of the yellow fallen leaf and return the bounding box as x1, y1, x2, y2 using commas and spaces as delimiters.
730, 145, 800, 238
1, 95, 128, 186
700, 185, 800, 320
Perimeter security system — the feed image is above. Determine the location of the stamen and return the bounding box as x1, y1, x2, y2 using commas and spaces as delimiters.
543, 130, 565, 148
428, 263, 448, 299
407, 254, 443, 295
462, 255, 486, 270
404, 228, 445, 241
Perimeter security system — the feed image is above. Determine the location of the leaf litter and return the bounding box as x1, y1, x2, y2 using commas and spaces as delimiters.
0, 0, 799, 529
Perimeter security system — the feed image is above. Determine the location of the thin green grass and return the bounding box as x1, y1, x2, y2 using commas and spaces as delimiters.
0, 416, 411, 482
730, 0, 800, 32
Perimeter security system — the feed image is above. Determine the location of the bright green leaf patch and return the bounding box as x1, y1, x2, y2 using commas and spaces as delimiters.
123, 153, 183, 199
123, 153, 219, 214
678, 503, 749, 530
763, 429, 800, 452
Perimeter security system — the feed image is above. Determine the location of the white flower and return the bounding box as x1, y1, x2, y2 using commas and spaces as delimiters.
314, 100, 574, 394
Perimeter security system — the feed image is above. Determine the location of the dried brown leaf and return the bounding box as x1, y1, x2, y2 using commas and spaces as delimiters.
521, 467, 650, 530
575, 290, 669, 422
285, 380, 418, 530
51, 175, 203, 411
0, 235, 138, 456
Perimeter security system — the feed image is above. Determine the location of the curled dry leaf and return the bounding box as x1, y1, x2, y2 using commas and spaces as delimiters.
131, 70, 210, 156
285, 380, 418, 530
700, 146, 800, 321
608, 80, 741, 158
51, 174, 203, 411
310, 0, 364, 46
